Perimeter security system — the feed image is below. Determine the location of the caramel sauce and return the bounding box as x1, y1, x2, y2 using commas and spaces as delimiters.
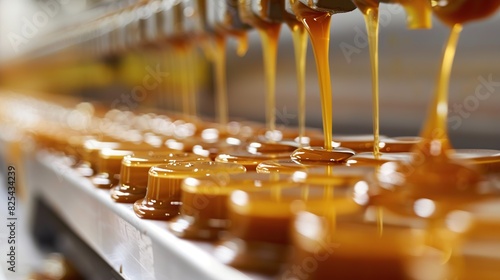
215, 148, 291, 171
238, 1, 282, 133
389, 0, 432, 29
214, 34, 229, 126
133, 161, 246, 220
369, 23, 483, 224
290, 1, 358, 164
368, 5, 500, 265
284, 12, 308, 148
91, 149, 134, 189
236, 32, 249, 57
219, 185, 364, 273
291, 1, 333, 151
291, 146, 355, 163
172, 44, 198, 118
354, 1, 381, 159
110, 152, 210, 203
288, 212, 433, 280
259, 25, 281, 133
450, 149, 500, 174
171, 173, 295, 240
346, 151, 413, 166
256, 159, 308, 174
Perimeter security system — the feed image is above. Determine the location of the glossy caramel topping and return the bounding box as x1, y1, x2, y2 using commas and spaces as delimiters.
246, 141, 298, 154
215, 148, 291, 171
152, 161, 246, 178
110, 152, 209, 203
289, 211, 436, 280
256, 159, 309, 174
91, 149, 134, 189
170, 172, 294, 240
218, 184, 363, 273
449, 149, 500, 174
380, 136, 420, 153
290, 146, 355, 164
346, 151, 413, 166
292, 165, 375, 185
133, 161, 245, 220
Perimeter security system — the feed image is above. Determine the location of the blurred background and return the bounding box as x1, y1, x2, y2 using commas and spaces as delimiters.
1, 0, 500, 148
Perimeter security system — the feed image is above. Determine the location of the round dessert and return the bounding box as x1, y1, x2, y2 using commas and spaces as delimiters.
110, 151, 210, 203
215, 183, 363, 274
169, 172, 295, 240
133, 161, 246, 220
91, 149, 134, 189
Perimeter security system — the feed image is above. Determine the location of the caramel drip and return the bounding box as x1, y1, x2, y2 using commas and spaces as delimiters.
292, 2, 334, 150
416, 24, 462, 158
355, 1, 381, 159
236, 32, 249, 57
364, 8, 381, 159
287, 20, 308, 148
214, 35, 229, 126
258, 24, 282, 133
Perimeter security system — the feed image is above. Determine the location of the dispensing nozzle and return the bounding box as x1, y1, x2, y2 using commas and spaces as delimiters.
242, 0, 286, 23
207, 0, 251, 33
297, 0, 357, 14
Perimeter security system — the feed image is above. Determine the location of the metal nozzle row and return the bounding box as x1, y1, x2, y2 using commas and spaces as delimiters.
206, 0, 251, 33
298, 0, 357, 14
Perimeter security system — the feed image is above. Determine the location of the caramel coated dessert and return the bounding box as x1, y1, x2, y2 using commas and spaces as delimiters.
110, 151, 210, 203
215, 183, 363, 274
91, 149, 134, 189
170, 172, 294, 240
133, 161, 246, 220
286, 211, 444, 280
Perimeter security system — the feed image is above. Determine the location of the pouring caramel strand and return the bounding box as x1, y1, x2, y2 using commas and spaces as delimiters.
418, 0, 500, 158
284, 9, 308, 147
238, 0, 282, 133
259, 25, 282, 133
415, 24, 462, 157
214, 34, 229, 126
352, 0, 433, 160
291, 1, 334, 150
352, 0, 381, 159
289, 1, 357, 164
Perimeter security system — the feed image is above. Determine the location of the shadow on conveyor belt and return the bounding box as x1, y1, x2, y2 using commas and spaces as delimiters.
32, 198, 124, 280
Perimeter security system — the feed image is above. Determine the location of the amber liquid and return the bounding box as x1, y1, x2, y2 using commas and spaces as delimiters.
285, 17, 308, 148
292, 2, 333, 151
387, 0, 432, 29
354, 1, 381, 158
174, 44, 197, 118
238, 0, 281, 133
259, 25, 282, 133
235, 32, 249, 57
416, 24, 462, 158
354, 0, 383, 233
214, 35, 229, 126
